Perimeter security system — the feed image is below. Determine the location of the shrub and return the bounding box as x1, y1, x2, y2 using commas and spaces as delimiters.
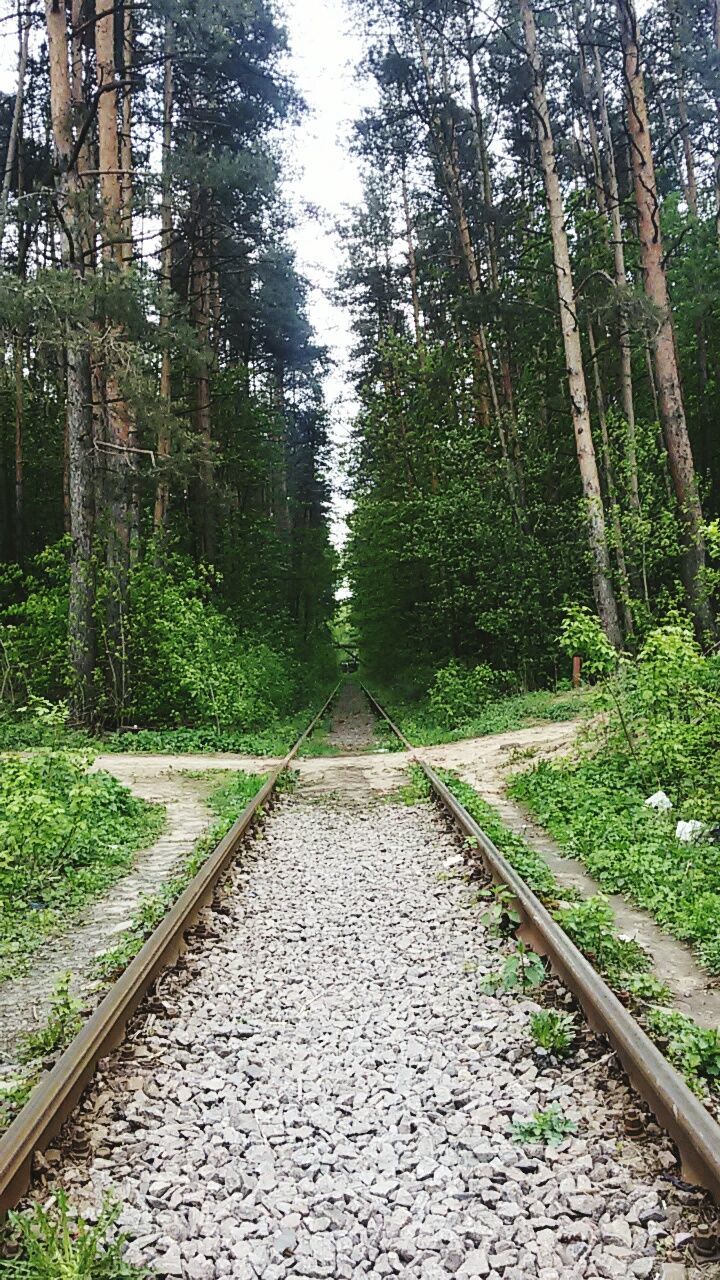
428, 660, 513, 728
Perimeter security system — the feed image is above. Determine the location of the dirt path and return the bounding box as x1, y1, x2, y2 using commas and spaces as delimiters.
424, 724, 720, 1030
0, 756, 274, 1069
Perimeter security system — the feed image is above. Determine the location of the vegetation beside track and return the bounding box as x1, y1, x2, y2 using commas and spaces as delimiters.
436, 769, 720, 1103
368, 672, 589, 748
0, 752, 164, 983
0, 769, 267, 1135
511, 616, 720, 975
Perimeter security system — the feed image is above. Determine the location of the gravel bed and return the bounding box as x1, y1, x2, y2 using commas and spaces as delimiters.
40, 795, 709, 1279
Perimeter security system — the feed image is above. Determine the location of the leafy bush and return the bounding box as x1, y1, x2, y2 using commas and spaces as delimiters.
0, 751, 164, 979
428, 660, 514, 729
1, 542, 334, 732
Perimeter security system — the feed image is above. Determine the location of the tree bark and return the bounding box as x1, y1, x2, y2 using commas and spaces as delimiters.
587, 320, 635, 635
400, 159, 422, 346
190, 195, 216, 561
617, 0, 713, 635
0, 10, 30, 250
588, 5, 640, 513
45, 0, 96, 717
95, 0, 137, 686
520, 0, 622, 648
153, 16, 175, 532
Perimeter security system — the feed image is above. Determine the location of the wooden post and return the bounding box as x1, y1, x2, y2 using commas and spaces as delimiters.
572, 656, 582, 689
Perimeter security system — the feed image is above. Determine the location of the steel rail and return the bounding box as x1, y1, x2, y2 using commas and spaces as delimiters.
0, 685, 339, 1212
362, 684, 720, 1203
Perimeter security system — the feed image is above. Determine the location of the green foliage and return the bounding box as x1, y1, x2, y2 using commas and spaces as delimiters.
529, 1009, 576, 1056
0, 1192, 146, 1279
0, 543, 336, 734
481, 942, 546, 994
396, 765, 432, 805
0, 751, 164, 980
645, 1010, 720, 1095
553, 898, 651, 986
511, 1104, 577, 1147
18, 973, 82, 1065
559, 604, 618, 676
428, 660, 513, 729
379, 687, 589, 748
512, 622, 720, 973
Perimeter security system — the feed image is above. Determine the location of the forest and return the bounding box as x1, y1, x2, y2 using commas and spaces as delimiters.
344, 0, 720, 699
2, 1, 720, 1268
0, 0, 335, 739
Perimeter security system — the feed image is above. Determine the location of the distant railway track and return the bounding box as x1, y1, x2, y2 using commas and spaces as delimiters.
361, 684, 720, 1207
0, 685, 339, 1213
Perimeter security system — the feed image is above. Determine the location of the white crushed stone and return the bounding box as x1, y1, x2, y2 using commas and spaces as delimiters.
52, 795, 675, 1279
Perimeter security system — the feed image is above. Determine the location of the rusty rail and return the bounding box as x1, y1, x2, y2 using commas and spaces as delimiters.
0, 685, 339, 1212
362, 684, 720, 1203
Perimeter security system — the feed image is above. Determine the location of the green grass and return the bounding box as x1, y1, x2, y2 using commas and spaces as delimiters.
0, 752, 165, 982
434, 769, 718, 1102
510, 752, 720, 974
374, 687, 590, 747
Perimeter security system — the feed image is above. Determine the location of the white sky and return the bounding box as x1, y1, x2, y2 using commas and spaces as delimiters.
280, 0, 374, 551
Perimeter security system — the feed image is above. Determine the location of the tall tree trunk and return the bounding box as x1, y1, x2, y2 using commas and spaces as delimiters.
190, 196, 215, 561
464, 13, 524, 493
588, 5, 640, 513
44, 0, 96, 717
154, 16, 174, 532
617, 0, 713, 636
520, 0, 622, 647
400, 159, 422, 346
96, 0, 137, 696
587, 320, 635, 634
0, 9, 30, 250
13, 335, 23, 561
714, 0, 720, 243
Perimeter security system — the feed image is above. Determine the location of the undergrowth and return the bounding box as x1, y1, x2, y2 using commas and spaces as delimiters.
437, 769, 720, 1102
374, 685, 589, 748
0, 752, 164, 981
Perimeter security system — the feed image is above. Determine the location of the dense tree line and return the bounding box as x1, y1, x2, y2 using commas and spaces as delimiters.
344, 0, 720, 688
0, 0, 335, 726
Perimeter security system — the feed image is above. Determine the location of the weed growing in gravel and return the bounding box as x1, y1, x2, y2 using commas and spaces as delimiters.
645, 1010, 720, 1094
511, 1104, 577, 1146
529, 1009, 576, 1056
0, 1191, 147, 1278
481, 942, 546, 995
476, 885, 521, 936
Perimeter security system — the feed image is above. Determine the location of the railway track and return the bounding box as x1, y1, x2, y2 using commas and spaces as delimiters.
0, 681, 718, 1277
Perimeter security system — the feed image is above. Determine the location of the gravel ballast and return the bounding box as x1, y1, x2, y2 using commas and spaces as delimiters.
45, 791, 697, 1278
